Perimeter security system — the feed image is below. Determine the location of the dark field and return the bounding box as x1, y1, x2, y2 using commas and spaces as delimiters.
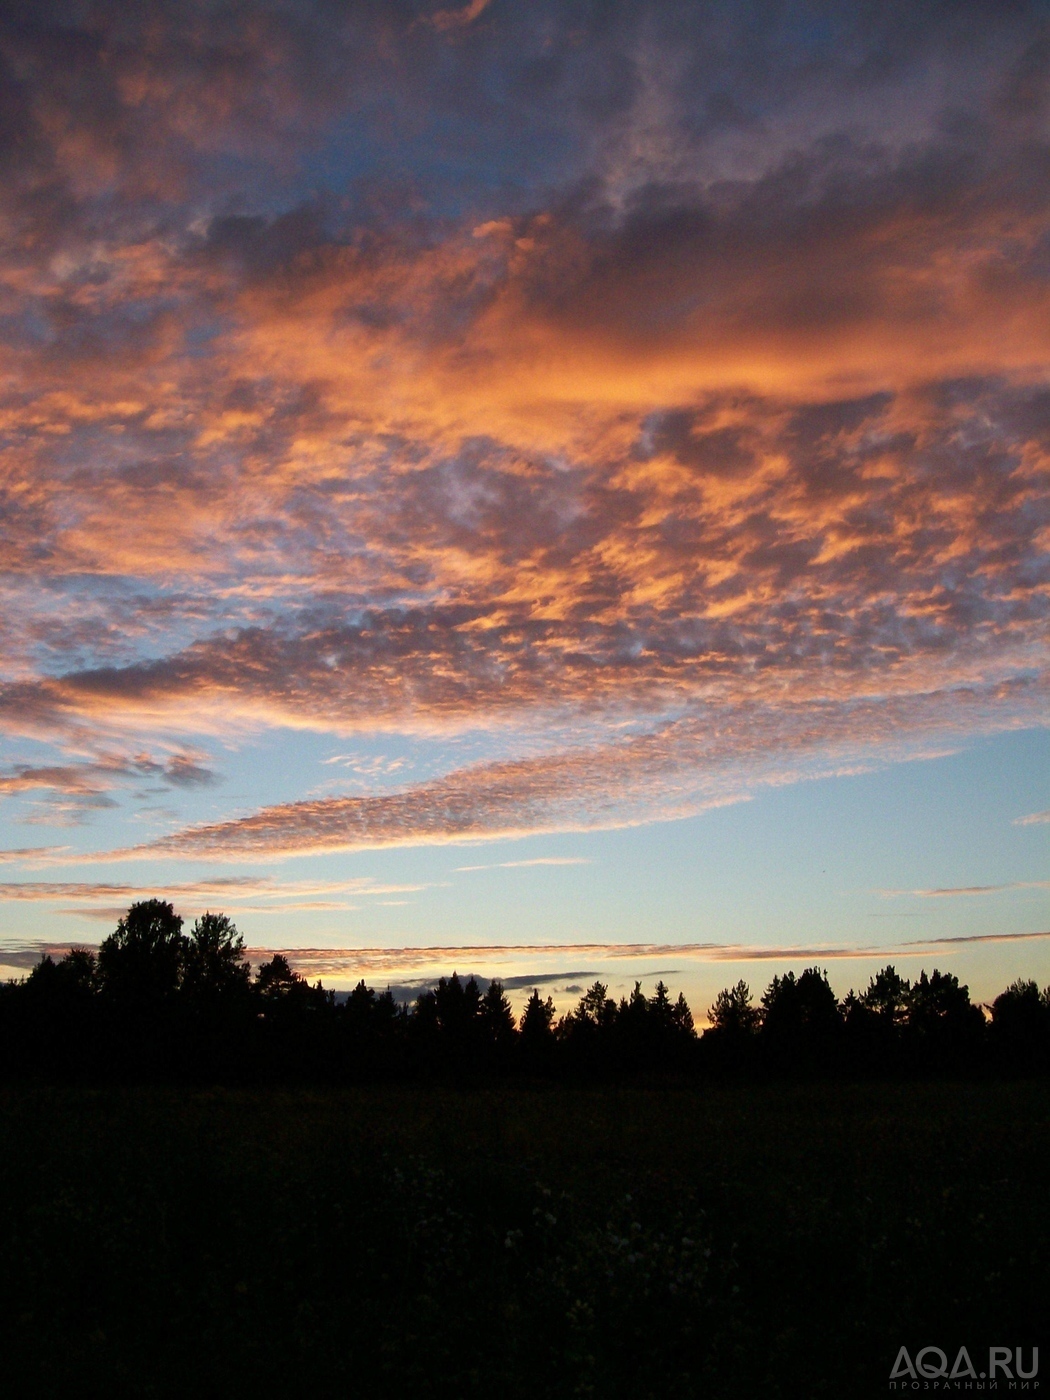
1, 1082, 1046, 1399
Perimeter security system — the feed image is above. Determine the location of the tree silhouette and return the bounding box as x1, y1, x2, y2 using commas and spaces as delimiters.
574, 981, 617, 1031
434, 973, 481, 1052
9, 948, 101, 1077
254, 954, 331, 1012
558, 980, 617, 1073
250, 953, 334, 1079
520, 989, 556, 1038
4, 895, 1050, 1084
671, 991, 694, 1038
642, 981, 696, 1069
254, 953, 301, 1000
838, 965, 913, 1072
480, 979, 515, 1037
519, 989, 556, 1072
760, 967, 842, 1073
990, 979, 1049, 1073
25, 948, 98, 1000
88, 901, 188, 1076
339, 979, 405, 1078
702, 979, 759, 1073
708, 981, 760, 1037
97, 900, 186, 1005
411, 986, 441, 1069
345, 978, 378, 1023
183, 912, 250, 1000
903, 969, 985, 1071
860, 965, 910, 1026
479, 980, 516, 1067
649, 980, 674, 1025
168, 913, 253, 1078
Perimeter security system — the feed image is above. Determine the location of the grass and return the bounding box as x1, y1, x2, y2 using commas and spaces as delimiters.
0, 1080, 1046, 1398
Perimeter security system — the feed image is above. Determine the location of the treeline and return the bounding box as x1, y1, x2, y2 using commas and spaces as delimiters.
2, 900, 1049, 1081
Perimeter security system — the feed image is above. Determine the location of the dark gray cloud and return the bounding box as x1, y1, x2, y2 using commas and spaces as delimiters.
905, 929, 1050, 947
164, 754, 218, 787
0, 749, 219, 835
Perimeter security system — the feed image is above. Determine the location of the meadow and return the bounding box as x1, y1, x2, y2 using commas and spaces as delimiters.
1, 1080, 1045, 1398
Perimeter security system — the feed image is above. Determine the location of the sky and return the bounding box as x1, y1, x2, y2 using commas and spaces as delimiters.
0, 0, 1047, 1015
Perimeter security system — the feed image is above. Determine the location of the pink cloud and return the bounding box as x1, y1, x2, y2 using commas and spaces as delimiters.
0, 4, 1044, 861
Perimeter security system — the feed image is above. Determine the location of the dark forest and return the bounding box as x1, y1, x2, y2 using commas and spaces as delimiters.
4, 900, 1048, 1082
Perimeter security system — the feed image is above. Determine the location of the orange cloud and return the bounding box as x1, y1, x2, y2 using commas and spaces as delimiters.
428, 0, 493, 32
5, 930, 1047, 981
17, 671, 1036, 863
0, 3, 1045, 862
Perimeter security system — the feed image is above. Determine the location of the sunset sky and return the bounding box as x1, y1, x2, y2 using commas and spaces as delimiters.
0, 0, 1047, 1012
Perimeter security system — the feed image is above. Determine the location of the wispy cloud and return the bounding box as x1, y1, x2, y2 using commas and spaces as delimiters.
1014, 811, 1050, 826
9, 934, 1046, 980
0, 876, 430, 910
881, 881, 1050, 898
454, 857, 592, 871
0, 847, 71, 865
20, 673, 1042, 863
904, 930, 1050, 948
